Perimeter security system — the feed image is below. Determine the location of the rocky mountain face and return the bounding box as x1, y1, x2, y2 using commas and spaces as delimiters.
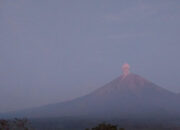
6, 64, 180, 119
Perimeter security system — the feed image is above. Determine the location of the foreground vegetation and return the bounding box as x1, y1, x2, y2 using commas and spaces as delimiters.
86, 123, 125, 130
1, 118, 180, 130
0, 118, 32, 130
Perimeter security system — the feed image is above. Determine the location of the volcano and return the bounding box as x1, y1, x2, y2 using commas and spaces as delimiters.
6, 64, 180, 119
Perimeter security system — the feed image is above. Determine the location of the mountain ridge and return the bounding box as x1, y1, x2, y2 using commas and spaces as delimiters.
5, 71, 180, 119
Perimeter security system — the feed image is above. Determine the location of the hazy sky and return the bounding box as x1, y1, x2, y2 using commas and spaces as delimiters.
0, 0, 180, 113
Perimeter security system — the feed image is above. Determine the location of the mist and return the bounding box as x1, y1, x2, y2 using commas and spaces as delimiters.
0, 0, 180, 114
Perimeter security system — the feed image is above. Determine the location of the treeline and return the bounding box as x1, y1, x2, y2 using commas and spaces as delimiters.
86, 122, 125, 130
0, 118, 32, 130
1, 118, 180, 130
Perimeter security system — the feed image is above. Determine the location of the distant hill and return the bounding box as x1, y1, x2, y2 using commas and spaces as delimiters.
5, 64, 180, 119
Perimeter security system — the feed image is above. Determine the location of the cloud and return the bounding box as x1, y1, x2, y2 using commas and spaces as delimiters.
107, 33, 147, 40
104, 1, 180, 41
104, 1, 170, 23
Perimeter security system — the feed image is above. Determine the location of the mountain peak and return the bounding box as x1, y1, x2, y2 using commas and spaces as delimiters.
93, 72, 175, 99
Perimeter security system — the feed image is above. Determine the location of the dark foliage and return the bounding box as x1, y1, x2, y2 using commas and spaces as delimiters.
0, 118, 32, 130
86, 122, 125, 130
0, 120, 9, 130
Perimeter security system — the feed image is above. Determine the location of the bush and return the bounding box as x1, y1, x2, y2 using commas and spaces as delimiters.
86, 122, 125, 130
0, 118, 32, 130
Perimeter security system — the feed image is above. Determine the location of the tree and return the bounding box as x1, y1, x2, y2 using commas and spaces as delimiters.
85, 122, 125, 130
0, 119, 9, 130
0, 118, 32, 130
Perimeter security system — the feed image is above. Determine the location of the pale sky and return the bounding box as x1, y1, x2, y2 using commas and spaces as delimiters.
0, 0, 180, 112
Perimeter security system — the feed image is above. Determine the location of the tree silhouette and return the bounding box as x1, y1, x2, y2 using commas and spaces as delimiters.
0, 118, 32, 130
0, 119, 9, 130
85, 122, 125, 130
